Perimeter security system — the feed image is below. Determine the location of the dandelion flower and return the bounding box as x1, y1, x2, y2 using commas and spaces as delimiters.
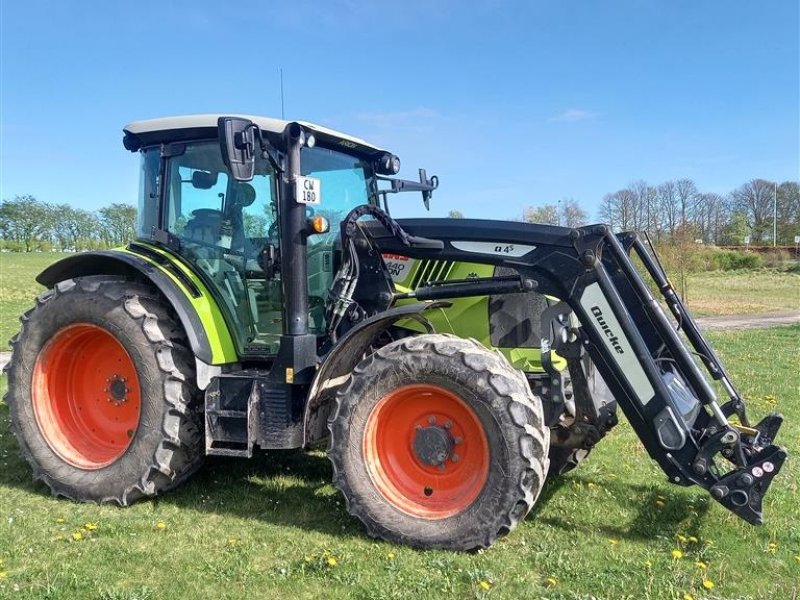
56, 518, 65, 524
327, 557, 338, 567
479, 580, 491, 590
683, 594, 694, 600
671, 549, 683, 559
156, 521, 167, 530
703, 579, 715, 590
72, 531, 83, 541
794, 555, 800, 563
768, 542, 778, 554
84, 522, 97, 531
644, 560, 652, 568
387, 552, 396, 560
695, 561, 708, 569
677, 534, 688, 543
545, 577, 557, 588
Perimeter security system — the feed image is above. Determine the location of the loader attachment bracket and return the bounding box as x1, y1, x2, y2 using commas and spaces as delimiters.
709, 444, 787, 525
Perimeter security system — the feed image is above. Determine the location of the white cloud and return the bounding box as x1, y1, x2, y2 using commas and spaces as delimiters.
549, 109, 600, 123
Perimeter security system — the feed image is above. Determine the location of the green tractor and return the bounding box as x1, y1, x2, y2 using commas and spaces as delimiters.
5, 115, 786, 550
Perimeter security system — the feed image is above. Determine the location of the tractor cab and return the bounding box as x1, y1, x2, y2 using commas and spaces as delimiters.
124, 115, 391, 357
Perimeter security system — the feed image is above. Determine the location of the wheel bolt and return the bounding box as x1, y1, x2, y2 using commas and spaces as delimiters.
427, 416, 436, 424
454, 437, 463, 445
443, 420, 453, 429
451, 453, 460, 463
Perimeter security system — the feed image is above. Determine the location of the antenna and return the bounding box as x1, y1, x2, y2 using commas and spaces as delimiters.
280, 68, 285, 119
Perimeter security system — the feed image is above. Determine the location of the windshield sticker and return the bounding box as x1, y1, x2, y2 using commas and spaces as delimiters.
296, 176, 321, 205
451, 241, 536, 257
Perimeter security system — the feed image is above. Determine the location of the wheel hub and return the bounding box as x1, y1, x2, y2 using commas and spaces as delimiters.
107, 375, 130, 405
413, 425, 454, 467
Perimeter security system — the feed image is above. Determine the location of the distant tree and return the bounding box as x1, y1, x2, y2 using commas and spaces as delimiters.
559, 199, 588, 228
523, 204, 559, 225
730, 179, 776, 243
447, 210, 464, 219
99, 203, 137, 245
0, 195, 50, 251
776, 181, 800, 245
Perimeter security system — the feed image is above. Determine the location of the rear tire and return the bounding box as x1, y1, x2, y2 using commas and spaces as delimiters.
5, 276, 203, 505
328, 334, 549, 550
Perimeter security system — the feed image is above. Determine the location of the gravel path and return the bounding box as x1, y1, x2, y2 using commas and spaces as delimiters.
1, 311, 796, 373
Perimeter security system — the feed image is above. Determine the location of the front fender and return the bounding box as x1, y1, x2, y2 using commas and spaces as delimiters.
37, 246, 237, 365
303, 301, 450, 447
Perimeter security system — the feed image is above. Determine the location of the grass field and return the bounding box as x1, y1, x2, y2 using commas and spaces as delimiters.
685, 269, 800, 316
0, 253, 798, 599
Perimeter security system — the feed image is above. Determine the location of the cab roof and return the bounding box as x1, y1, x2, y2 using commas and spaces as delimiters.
123, 114, 386, 156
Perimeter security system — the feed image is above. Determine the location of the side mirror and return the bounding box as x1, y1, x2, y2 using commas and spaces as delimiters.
218, 117, 256, 181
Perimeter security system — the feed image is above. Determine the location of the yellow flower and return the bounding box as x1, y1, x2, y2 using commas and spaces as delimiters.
655, 500, 665, 508
608, 538, 618, 546
56, 518, 65, 524
156, 521, 167, 530
479, 580, 491, 590
544, 577, 557, 588
72, 531, 83, 541
304, 556, 312, 563
683, 594, 694, 600
84, 522, 97, 531
387, 552, 396, 560
227, 538, 238, 546
768, 542, 778, 554
676, 534, 688, 543
671, 549, 683, 559
688, 536, 698, 543
703, 579, 715, 590
0, 571, 7, 581
794, 555, 800, 563
326, 557, 338, 567
644, 560, 652, 568
695, 561, 708, 569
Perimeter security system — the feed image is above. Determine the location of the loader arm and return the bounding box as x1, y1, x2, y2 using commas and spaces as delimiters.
361, 217, 787, 525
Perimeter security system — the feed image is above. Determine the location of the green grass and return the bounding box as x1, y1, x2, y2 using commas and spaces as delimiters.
0, 252, 69, 350
685, 269, 799, 316
1, 326, 798, 599
0, 254, 798, 598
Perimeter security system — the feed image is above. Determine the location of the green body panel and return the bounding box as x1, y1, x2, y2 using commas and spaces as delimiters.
120, 245, 238, 365
389, 256, 566, 372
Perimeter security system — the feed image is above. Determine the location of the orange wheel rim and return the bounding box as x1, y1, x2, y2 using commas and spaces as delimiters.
32, 323, 141, 469
363, 384, 489, 519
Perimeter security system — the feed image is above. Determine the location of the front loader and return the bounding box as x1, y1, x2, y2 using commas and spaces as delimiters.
5, 115, 787, 550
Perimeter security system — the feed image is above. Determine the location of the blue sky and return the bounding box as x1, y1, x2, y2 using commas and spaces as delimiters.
1, 1, 797, 221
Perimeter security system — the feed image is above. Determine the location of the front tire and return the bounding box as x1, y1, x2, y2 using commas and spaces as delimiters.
5, 276, 203, 505
328, 334, 549, 550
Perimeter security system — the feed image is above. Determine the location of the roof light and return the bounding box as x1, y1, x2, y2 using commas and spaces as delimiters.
305, 133, 316, 148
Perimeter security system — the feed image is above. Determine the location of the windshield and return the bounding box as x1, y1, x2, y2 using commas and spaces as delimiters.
300, 146, 371, 228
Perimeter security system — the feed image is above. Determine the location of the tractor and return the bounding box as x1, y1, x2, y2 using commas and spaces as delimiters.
5, 115, 787, 550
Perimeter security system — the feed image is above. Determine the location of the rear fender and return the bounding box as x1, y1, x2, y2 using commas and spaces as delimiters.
36, 247, 237, 366
303, 301, 450, 447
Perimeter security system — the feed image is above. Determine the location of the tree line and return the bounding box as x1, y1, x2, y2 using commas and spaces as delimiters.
0, 195, 136, 252
596, 178, 799, 246
517, 178, 799, 246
